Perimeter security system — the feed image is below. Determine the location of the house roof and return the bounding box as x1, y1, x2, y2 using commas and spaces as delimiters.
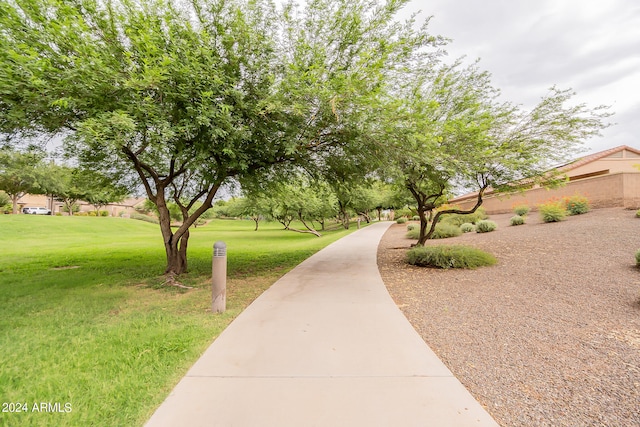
556, 145, 640, 173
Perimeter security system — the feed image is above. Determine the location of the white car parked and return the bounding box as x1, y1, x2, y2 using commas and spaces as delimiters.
22, 207, 51, 215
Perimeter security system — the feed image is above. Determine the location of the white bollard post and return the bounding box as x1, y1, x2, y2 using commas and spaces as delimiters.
212, 241, 227, 313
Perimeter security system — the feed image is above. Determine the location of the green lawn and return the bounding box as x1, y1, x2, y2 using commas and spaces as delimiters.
0, 215, 360, 426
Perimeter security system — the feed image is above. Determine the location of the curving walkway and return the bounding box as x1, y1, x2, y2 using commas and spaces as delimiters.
145, 222, 498, 426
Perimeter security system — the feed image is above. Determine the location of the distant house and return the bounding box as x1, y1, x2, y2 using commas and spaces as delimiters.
450, 145, 640, 214
14, 193, 147, 216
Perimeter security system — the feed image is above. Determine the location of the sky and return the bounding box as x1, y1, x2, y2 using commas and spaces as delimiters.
400, 0, 640, 156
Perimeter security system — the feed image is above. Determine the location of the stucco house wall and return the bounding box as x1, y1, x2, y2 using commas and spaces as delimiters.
450, 145, 640, 214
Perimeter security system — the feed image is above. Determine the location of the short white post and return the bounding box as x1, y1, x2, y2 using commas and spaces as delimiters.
212, 241, 227, 313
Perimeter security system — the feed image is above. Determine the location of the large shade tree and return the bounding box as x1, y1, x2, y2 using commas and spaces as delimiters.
0, 0, 439, 277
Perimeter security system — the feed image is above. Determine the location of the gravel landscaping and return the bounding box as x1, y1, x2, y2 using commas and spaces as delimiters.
377, 207, 640, 426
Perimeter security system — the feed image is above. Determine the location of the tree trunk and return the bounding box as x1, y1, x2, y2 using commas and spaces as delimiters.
160, 210, 189, 276
11, 194, 19, 214
416, 208, 431, 246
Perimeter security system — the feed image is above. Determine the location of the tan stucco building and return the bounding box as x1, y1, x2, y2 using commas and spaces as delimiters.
12, 193, 145, 216
450, 145, 640, 214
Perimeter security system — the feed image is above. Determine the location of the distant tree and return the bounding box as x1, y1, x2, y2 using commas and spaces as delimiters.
79, 170, 129, 215
0, 149, 45, 214
53, 167, 89, 216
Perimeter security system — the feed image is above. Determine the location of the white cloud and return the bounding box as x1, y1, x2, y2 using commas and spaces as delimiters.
404, 0, 640, 154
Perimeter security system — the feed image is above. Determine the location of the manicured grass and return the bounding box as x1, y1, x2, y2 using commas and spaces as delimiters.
0, 215, 360, 426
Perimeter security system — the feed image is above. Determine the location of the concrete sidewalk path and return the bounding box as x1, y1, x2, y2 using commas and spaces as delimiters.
145, 222, 498, 427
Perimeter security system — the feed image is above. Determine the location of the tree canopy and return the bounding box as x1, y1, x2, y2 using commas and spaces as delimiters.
0, 0, 440, 277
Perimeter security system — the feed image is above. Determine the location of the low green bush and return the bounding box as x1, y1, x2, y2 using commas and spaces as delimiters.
510, 215, 525, 226
130, 212, 160, 224
636, 209, 640, 218
439, 207, 488, 226
564, 194, 590, 215
406, 224, 417, 231
460, 223, 475, 233
100, 210, 109, 217
396, 217, 407, 224
475, 220, 497, 233
412, 215, 420, 221
407, 245, 497, 269
636, 249, 640, 266
538, 200, 566, 223
406, 223, 462, 240
513, 204, 530, 216
431, 223, 462, 239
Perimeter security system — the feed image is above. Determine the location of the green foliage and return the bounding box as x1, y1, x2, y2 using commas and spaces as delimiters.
510, 215, 525, 226
475, 220, 497, 233
440, 207, 488, 226
396, 218, 407, 224
538, 200, 567, 223
0, 149, 46, 213
513, 204, 530, 216
406, 224, 417, 231
563, 194, 590, 215
636, 209, 640, 218
431, 223, 463, 239
395, 207, 414, 219
407, 223, 461, 240
412, 215, 420, 221
636, 249, 640, 266
460, 223, 475, 233
0, 0, 438, 275
407, 245, 497, 269
62, 203, 80, 213
0, 190, 9, 207
130, 213, 159, 224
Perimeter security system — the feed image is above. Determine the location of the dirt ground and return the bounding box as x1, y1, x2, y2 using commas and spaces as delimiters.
377, 207, 640, 426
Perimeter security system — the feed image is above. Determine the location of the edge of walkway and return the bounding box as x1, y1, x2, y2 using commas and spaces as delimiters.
146, 222, 499, 427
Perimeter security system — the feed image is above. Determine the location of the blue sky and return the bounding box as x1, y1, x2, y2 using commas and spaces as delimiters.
402, 0, 640, 155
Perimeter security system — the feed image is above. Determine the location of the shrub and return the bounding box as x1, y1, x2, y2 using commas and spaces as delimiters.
87, 211, 97, 216
439, 207, 488, 226
406, 224, 417, 231
396, 217, 407, 224
636, 249, 640, 266
475, 220, 497, 233
636, 209, 640, 218
538, 200, 566, 223
564, 194, 590, 215
431, 223, 462, 239
100, 210, 109, 217
130, 212, 160, 224
510, 215, 525, 226
406, 223, 462, 240
412, 215, 420, 221
407, 245, 497, 269
513, 204, 530, 216
460, 223, 475, 233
